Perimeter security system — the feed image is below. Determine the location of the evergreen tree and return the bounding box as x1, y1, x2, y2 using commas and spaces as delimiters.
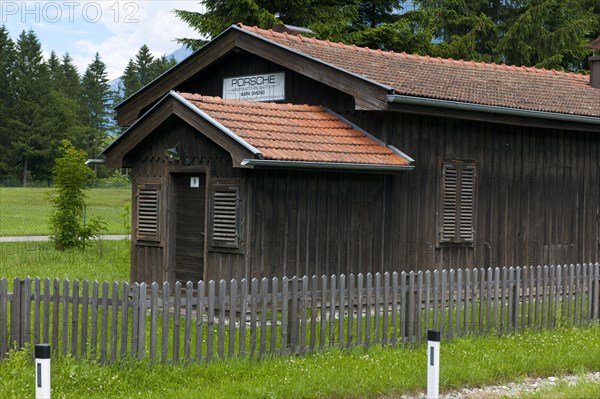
80, 53, 111, 158
497, 0, 597, 70
47, 51, 62, 91
61, 53, 82, 102
0, 26, 16, 178
10, 30, 54, 184
120, 45, 177, 100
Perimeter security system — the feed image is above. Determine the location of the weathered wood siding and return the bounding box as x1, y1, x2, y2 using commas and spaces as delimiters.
345, 111, 600, 271
245, 170, 391, 279
174, 52, 355, 112
130, 116, 245, 284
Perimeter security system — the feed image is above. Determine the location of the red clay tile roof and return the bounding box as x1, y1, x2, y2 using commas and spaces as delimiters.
178, 92, 411, 166
238, 24, 600, 118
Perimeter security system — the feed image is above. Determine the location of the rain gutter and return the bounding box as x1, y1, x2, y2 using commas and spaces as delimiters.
387, 95, 600, 125
240, 159, 414, 172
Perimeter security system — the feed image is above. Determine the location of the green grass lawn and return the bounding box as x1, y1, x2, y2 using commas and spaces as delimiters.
0, 325, 598, 399
0, 241, 130, 286
0, 187, 131, 236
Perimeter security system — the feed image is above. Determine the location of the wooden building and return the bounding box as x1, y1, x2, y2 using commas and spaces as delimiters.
102, 24, 600, 284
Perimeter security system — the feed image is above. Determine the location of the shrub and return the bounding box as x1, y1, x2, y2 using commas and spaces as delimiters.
48, 140, 106, 250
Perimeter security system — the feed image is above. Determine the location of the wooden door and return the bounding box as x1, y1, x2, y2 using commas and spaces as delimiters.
173, 174, 206, 283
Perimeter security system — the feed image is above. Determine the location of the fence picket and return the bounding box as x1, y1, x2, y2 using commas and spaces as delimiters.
424, 271, 431, 334
408, 272, 416, 343
338, 274, 345, 347
249, 278, 257, 357
229, 279, 237, 358
382, 273, 389, 345
365, 273, 372, 346
347, 274, 354, 347
575, 264, 582, 325
300, 276, 308, 353
100, 281, 109, 363
280, 277, 289, 355
456, 270, 462, 338
400, 272, 406, 343
71, 280, 79, 357
259, 278, 268, 356
34, 278, 41, 345
0, 278, 7, 358
448, 269, 454, 339
120, 282, 129, 358
309, 276, 317, 352
432, 270, 439, 332
234, 278, 248, 357
110, 282, 119, 362
61, 279, 69, 355
81, 280, 89, 357
195, 281, 205, 362
184, 282, 193, 360
150, 282, 158, 363
131, 283, 140, 358
329, 275, 336, 347
43, 278, 50, 344
356, 274, 363, 346
374, 273, 381, 344
161, 282, 170, 363
206, 280, 215, 362
416, 271, 423, 344
172, 282, 181, 362
441, 270, 447, 337
271, 278, 278, 354
218, 280, 226, 359
90, 281, 98, 359
391, 272, 398, 346
493, 268, 500, 332
139, 282, 148, 359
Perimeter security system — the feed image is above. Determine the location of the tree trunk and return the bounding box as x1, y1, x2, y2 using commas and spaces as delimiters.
22, 157, 28, 187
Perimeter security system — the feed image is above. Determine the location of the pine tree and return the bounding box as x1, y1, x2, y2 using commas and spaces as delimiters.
61, 53, 82, 102
80, 53, 111, 158
11, 30, 54, 185
0, 26, 16, 178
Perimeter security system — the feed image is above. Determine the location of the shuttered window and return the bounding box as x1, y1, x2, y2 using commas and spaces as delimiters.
136, 184, 160, 241
209, 183, 241, 250
439, 160, 476, 244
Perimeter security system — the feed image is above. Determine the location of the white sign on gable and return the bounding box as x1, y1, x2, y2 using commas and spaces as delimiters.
223, 72, 285, 102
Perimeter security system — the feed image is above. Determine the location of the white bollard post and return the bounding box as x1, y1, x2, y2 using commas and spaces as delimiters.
35, 344, 51, 399
427, 330, 440, 399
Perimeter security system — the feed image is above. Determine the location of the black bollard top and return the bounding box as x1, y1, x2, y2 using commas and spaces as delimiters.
35, 344, 51, 359
427, 330, 441, 342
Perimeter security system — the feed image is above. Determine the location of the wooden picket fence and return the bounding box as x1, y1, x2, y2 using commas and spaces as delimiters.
1, 263, 599, 364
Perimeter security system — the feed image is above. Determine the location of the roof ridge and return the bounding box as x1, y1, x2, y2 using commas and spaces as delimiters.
236, 23, 588, 81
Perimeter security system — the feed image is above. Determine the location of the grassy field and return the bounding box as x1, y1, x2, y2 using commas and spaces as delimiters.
0, 241, 130, 286
0, 325, 598, 399
0, 187, 131, 236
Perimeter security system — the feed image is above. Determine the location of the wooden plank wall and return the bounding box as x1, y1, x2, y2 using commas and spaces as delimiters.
245, 170, 390, 280
348, 111, 600, 271
177, 52, 356, 112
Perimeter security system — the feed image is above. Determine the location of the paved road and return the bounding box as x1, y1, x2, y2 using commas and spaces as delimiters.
0, 235, 130, 242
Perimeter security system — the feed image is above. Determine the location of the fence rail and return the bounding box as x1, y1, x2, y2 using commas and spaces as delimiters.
1, 264, 599, 363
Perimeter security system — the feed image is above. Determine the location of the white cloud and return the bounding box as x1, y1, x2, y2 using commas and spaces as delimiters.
70, 1, 204, 79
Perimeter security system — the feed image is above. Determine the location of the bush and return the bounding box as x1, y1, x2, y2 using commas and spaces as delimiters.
48, 140, 106, 250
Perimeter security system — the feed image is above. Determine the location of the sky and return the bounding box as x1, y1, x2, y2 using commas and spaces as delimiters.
0, 1, 204, 79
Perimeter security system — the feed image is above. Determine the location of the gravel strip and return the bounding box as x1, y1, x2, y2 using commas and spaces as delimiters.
393, 372, 600, 398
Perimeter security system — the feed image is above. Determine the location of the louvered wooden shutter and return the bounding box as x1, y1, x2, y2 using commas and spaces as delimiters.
459, 165, 475, 242
210, 185, 240, 249
136, 184, 159, 240
441, 163, 458, 242
439, 161, 476, 244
